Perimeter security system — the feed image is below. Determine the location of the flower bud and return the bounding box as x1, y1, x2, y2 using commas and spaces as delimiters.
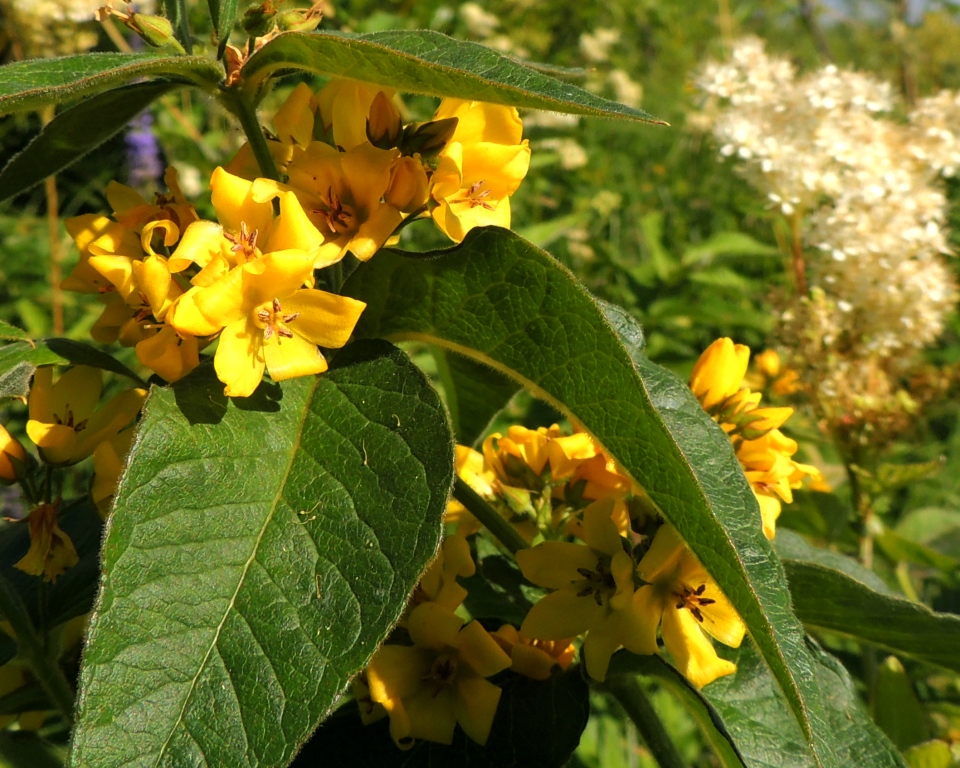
242, 2, 279, 37
130, 14, 184, 52
0, 425, 26, 485
400, 117, 459, 158
366, 92, 403, 150
276, 8, 323, 33
385, 157, 429, 212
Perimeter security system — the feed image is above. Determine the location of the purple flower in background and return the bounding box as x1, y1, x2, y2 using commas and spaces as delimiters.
126, 109, 164, 189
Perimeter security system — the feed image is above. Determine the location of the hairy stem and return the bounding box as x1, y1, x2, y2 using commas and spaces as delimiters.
602, 676, 686, 768
452, 478, 529, 555
221, 90, 280, 181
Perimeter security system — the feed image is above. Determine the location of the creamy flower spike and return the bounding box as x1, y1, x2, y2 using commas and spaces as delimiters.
430, 99, 531, 243
366, 602, 511, 748
635, 524, 745, 688
517, 499, 656, 682
26, 367, 146, 466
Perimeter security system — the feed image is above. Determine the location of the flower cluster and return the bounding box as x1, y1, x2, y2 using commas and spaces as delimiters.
62, 80, 531, 398
355, 335, 813, 749
691, 338, 821, 539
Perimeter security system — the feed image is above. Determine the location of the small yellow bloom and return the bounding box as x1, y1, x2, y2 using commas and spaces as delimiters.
690, 338, 751, 411
313, 78, 398, 151
15, 503, 79, 582
26, 367, 146, 466
283, 141, 403, 263
444, 445, 498, 537
410, 535, 475, 614
366, 602, 511, 748
0, 425, 27, 484
106, 166, 198, 235
429, 99, 531, 243
490, 624, 575, 681
517, 499, 657, 682
171, 251, 366, 397
635, 524, 744, 688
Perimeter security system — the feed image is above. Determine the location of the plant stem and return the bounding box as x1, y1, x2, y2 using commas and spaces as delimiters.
602, 676, 686, 768
0, 573, 74, 723
221, 90, 280, 181
40, 106, 64, 337
452, 478, 528, 554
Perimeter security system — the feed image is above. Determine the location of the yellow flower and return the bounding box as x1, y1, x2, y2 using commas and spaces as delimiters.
62, 214, 142, 294
282, 141, 403, 263
490, 624, 576, 681
635, 524, 744, 688
106, 166, 198, 236
690, 337, 751, 411
26, 367, 146, 466
366, 602, 511, 748
15, 503, 79, 582
313, 78, 397, 151
517, 499, 657, 682
409, 535, 475, 614
429, 99, 531, 243
0, 425, 27, 484
170, 251, 366, 397
92, 427, 135, 517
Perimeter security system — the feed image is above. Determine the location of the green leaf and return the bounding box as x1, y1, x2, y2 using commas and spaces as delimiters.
432, 347, 517, 446
340, 227, 842, 766
295, 666, 590, 767
903, 740, 954, 768
207, 0, 240, 58
242, 31, 661, 122
69, 342, 453, 768
606, 653, 746, 768
778, 532, 960, 672
0, 53, 221, 116
706, 640, 906, 768
680, 232, 780, 267
871, 656, 928, 751
0, 340, 146, 401
0, 321, 30, 343
0, 82, 177, 203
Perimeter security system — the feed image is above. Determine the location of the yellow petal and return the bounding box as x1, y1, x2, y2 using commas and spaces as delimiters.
454, 674, 502, 745
349, 202, 403, 261
407, 601, 464, 650
516, 541, 597, 590
580, 498, 623, 556
167, 288, 224, 337
520, 589, 600, 640
280, 289, 366, 349
215, 318, 266, 398
273, 82, 315, 147
405, 687, 457, 745
210, 167, 274, 238
263, 332, 327, 382
262, 191, 325, 254
169, 220, 223, 273
367, 644, 432, 703
690, 338, 750, 410
637, 523, 685, 583
661, 606, 737, 688
136, 326, 199, 383
435, 99, 524, 146
456, 620, 511, 678
582, 612, 621, 682
756, 491, 781, 540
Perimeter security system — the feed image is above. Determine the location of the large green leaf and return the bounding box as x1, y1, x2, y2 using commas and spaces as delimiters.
0, 340, 146, 401
706, 641, 906, 768
242, 31, 660, 122
69, 341, 453, 768
294, 666, 590, 767
777, 531, 960, 673
432, 347, 517, 446
341, 227, 874, 768
0, 82, 177, 203
0, 54, 221, 116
